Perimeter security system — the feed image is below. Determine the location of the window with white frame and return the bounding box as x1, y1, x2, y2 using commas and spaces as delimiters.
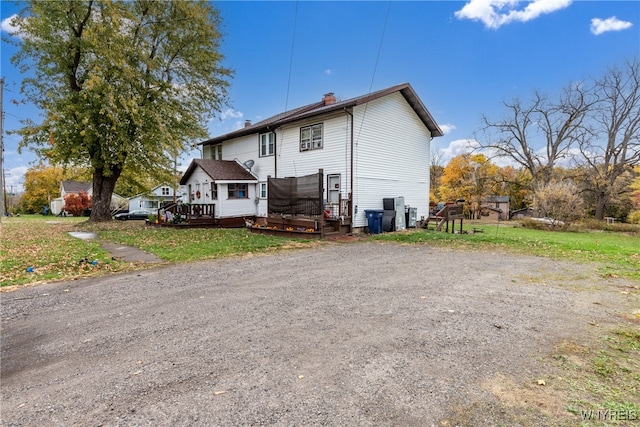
300, 123, 323, 151
161, 187, 170, 196
228, 183, 248, 199
260, 132, 275, 157
259, 182, 267, 199
211, 183, 218, 200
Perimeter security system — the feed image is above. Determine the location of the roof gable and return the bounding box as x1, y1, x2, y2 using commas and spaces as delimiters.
200, 83, 443, 146
179, 159, 257, 185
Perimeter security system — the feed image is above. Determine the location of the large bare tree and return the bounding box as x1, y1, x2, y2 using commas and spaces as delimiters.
478, 83, 593, 192
578, 59, 640, 219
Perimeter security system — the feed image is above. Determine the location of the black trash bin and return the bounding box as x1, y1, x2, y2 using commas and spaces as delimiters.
364, 209, 384, 234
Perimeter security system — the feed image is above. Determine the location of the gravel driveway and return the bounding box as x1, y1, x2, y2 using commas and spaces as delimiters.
1, 241, 636, 426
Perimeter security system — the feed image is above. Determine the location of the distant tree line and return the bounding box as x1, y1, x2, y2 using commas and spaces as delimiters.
464, 58, 640, 222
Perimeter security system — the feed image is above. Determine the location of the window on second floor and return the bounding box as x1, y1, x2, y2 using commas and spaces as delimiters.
228, 183, 248, 199
161, 187, 170, 196
260, 132, 275, 157
300, 123, 323, 151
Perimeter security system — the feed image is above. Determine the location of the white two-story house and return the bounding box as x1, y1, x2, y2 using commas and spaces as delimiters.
183, 83, 443, 231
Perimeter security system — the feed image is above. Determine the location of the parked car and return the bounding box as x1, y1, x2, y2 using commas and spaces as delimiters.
114, 210, 151, 221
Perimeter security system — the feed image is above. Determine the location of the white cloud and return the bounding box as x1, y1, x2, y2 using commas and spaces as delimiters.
1, 14, 25, 39
324, 69, 333, 76
438, 123, 456, 135
590, 16, 633, 35
1, 14, 18, 33
4, 166, 28, 193
220, 108, 243, 120
455, 0, 572, 30
437, 138, 480, 163
436, 138, 522, 167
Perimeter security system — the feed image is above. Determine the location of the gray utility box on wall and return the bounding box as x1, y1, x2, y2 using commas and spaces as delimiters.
383, 197, 406, 231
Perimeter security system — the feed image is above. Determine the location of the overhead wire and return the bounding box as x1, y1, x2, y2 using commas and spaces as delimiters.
353, 0, 392, 209
279, 0, 299, 162
355, 0, 392, 147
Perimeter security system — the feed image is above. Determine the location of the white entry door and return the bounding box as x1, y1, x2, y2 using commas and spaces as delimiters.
328, 174, 340, 204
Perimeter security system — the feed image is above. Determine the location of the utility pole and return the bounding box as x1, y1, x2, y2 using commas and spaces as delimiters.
1, 77, 6, 221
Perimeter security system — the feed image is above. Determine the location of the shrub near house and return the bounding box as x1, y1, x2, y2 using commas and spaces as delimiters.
64, 192, 91, 216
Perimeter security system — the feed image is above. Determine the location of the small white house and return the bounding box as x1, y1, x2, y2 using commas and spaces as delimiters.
128, 185, 185, 213
179, 159, 258, 219
194, 83, 443, 231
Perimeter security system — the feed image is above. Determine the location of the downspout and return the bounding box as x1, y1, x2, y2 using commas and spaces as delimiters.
344, 108, 354, 235
267, 125, 277, 178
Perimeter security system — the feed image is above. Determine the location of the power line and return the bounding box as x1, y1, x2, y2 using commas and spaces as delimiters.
367, 0, 392, 97
284, 0, 299, 114
355, 0, 392, 147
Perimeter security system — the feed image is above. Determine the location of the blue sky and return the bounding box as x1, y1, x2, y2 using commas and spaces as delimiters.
2, 0, 638, 193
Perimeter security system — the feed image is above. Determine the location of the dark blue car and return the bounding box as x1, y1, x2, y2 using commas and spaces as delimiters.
114, 210, 151, 221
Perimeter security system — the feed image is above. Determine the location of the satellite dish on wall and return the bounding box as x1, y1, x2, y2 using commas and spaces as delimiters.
243, 159, 255, 171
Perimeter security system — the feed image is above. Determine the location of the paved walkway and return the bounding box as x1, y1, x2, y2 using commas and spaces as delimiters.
69, 231, 164, 264
100, 241, 164, 263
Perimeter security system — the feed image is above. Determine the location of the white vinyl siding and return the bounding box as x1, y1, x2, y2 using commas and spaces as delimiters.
351, 92, 431, 227
200, 90, 434, 225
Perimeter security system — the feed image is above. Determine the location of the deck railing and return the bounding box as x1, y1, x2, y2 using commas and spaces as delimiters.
324, 196, 352, 219
158, 203, 215, 224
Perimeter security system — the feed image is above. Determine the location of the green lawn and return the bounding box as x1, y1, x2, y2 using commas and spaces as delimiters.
0, 216, 314, 287
2, 216, 638, 287
372, 223, 640, 281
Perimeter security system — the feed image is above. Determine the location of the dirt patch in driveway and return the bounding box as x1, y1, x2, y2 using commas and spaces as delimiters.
1, 242, 638, 426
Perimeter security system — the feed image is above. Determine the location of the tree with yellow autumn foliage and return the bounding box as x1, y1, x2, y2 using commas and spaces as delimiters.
439, 153, 502, 218
20, 165, 89, 214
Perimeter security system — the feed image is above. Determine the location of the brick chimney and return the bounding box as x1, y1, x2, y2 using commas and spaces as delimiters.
244, 120, 252, 128
323, 92, 336, 106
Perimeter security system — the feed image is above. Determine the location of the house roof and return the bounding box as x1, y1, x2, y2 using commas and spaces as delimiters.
179, 159, 258, 185
61, 180, 92, 194
199, 83, 443, 146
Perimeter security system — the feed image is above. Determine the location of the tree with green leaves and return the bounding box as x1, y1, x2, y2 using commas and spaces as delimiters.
10, 0, 232, 221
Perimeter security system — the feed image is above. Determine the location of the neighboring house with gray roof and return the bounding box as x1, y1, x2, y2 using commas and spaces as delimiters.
50, 181, 92, 215
50, 180, 126, 216
193, 83, 443, 231
480, 196, 510, 221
